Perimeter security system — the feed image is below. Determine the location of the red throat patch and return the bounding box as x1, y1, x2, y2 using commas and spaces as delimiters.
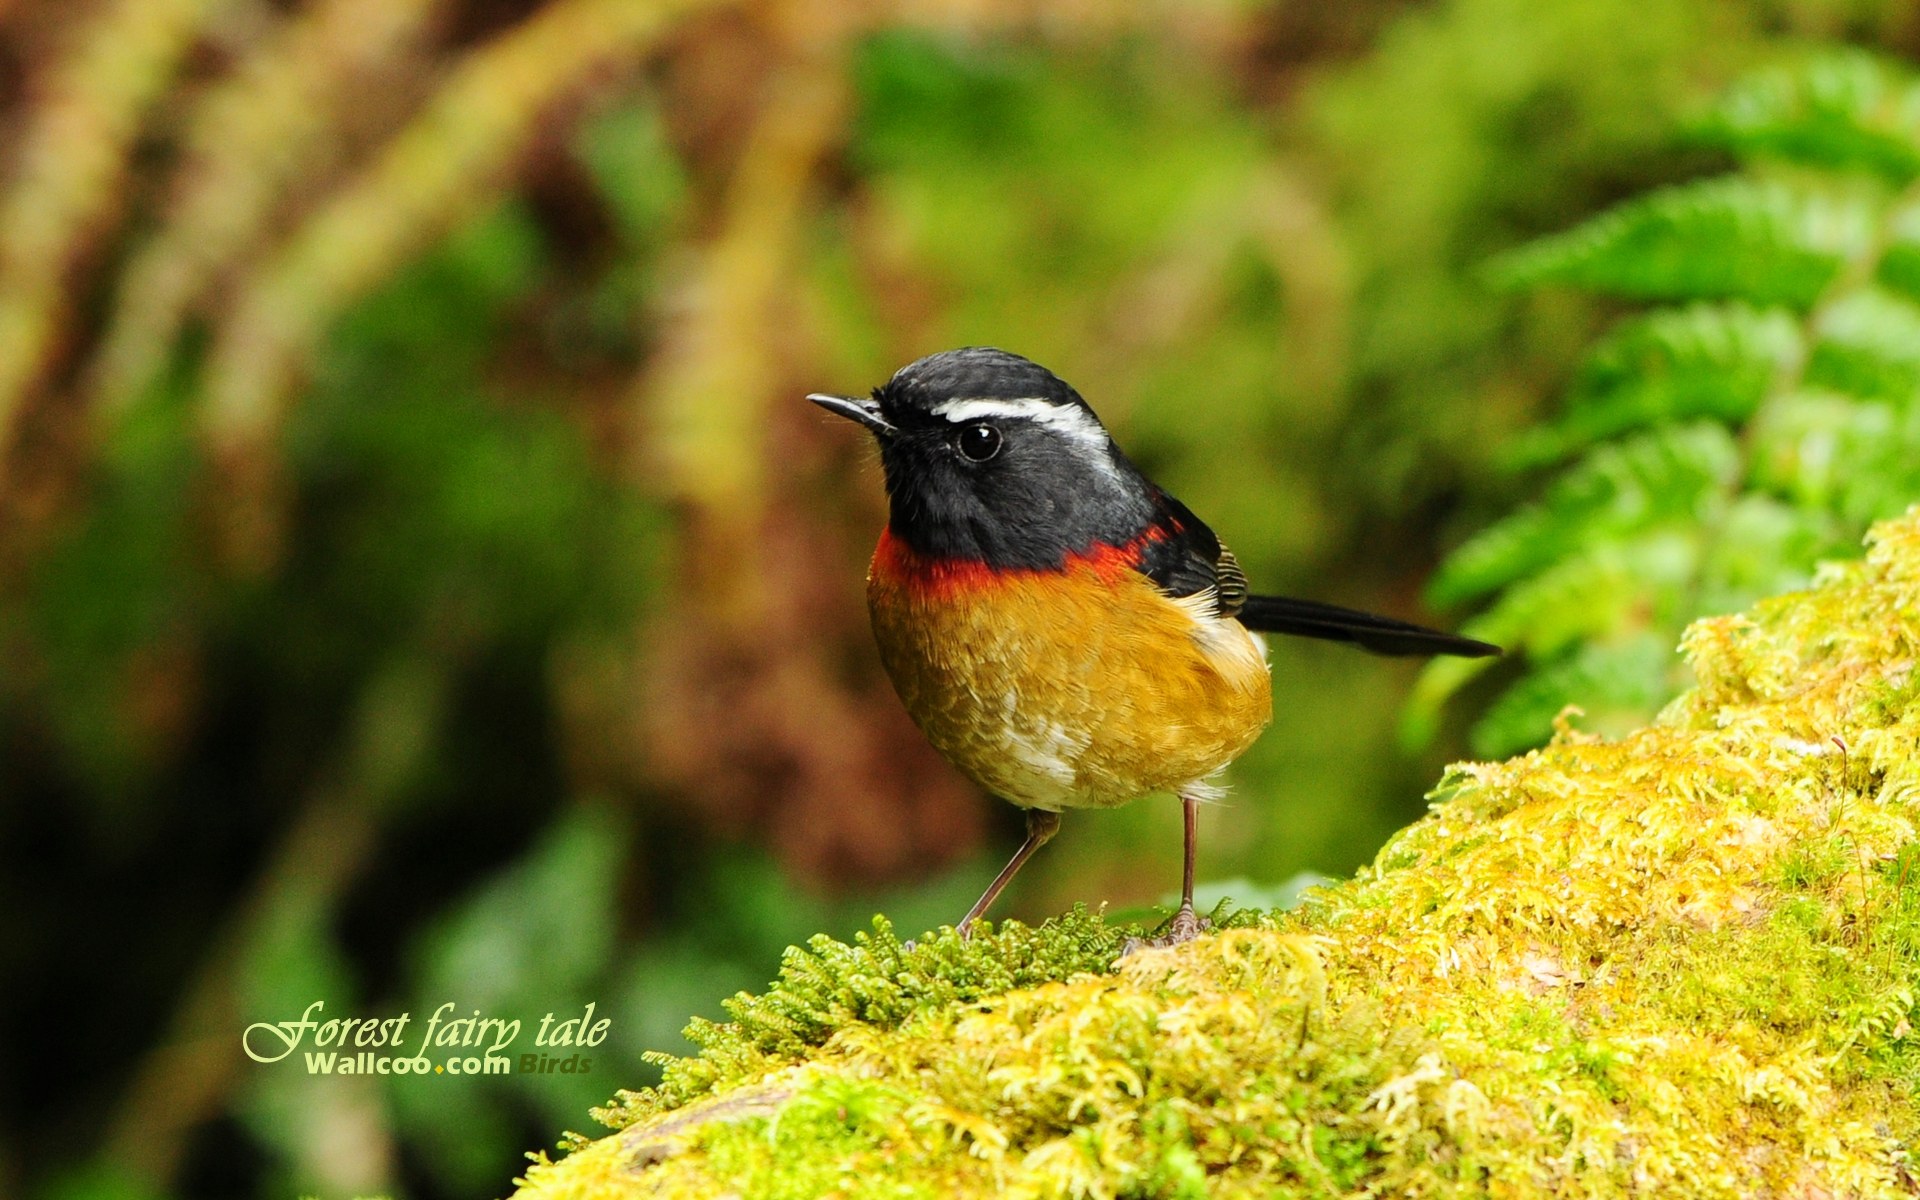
869, 526, 1168, 597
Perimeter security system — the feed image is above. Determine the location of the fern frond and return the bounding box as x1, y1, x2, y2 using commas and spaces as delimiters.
1488, 177, 1872, 309
1401, 533, 1695, 745
1871, 203, 1920, 299
1429, 423, 1739, 606
1424, 54, 1920, 755
1505, 303, 1800, 466
1692, 492, 1849, 614
1480, 533, 1698, 658
1696, 49, 1920, 183
1752, 390, 1920, 525
1803, 287, 1920, 401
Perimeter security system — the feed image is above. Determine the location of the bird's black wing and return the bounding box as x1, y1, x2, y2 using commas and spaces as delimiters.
1136, 489, 1500, 659
1135, 489, 1248, 619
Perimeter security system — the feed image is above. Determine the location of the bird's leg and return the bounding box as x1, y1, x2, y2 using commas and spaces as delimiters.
1120, 789, 1214, 955
1164, 788, 1207, 944
956, 808, 1061, 939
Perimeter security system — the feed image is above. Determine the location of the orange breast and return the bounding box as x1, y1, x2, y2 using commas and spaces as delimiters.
866, 530, 1272, 811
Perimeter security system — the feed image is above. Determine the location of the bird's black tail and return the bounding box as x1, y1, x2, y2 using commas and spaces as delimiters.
1237, 594, 1500, 658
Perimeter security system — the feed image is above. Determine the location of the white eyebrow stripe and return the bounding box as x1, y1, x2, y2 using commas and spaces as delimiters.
929, 397, 1110, 450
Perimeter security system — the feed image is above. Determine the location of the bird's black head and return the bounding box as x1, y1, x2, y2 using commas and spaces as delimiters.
810, 348, 1157, 568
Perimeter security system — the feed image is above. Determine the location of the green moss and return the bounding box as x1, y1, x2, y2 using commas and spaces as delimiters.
599, 903, 1267, 1131
1777, 836, 1854, 890
514, 508, 1920, 1199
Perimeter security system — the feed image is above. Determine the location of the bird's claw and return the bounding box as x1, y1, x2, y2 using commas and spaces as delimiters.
1120, 905, 1211, 956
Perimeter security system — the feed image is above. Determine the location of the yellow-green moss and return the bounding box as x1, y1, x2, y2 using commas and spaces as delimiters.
514, 509, 1920, 1199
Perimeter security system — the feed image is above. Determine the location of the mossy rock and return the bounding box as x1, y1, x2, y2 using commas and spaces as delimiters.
514, 510, 1920, 1198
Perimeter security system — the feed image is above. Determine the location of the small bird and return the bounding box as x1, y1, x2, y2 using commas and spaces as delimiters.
811, 348, 1499, 944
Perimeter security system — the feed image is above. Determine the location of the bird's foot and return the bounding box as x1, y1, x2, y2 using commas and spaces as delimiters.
1121, 905, 1211, 956
1165, 904, 1208, 944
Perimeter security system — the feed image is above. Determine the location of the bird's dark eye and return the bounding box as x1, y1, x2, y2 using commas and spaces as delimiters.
955, 424, 1002, 462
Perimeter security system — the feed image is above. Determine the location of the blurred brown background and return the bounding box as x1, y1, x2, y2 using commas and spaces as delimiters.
3, 0, 1917, 1197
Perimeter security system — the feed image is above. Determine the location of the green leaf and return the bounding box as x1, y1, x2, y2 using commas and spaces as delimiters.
1505, 304, 1800, 466
1804, 287, 1920, 402
1873, 202, 1920, 299
1697, 50, 1920, 183
1490, 177, 1872, 308
1752, 389, 1920, 525
1429, 423, 1740, 606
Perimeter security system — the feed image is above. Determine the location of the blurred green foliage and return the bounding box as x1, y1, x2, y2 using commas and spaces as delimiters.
3, 2, 1919, 1199
1412, 49, 1920, 755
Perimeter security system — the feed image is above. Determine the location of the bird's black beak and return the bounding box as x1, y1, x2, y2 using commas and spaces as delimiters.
808, 392, 895, 438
